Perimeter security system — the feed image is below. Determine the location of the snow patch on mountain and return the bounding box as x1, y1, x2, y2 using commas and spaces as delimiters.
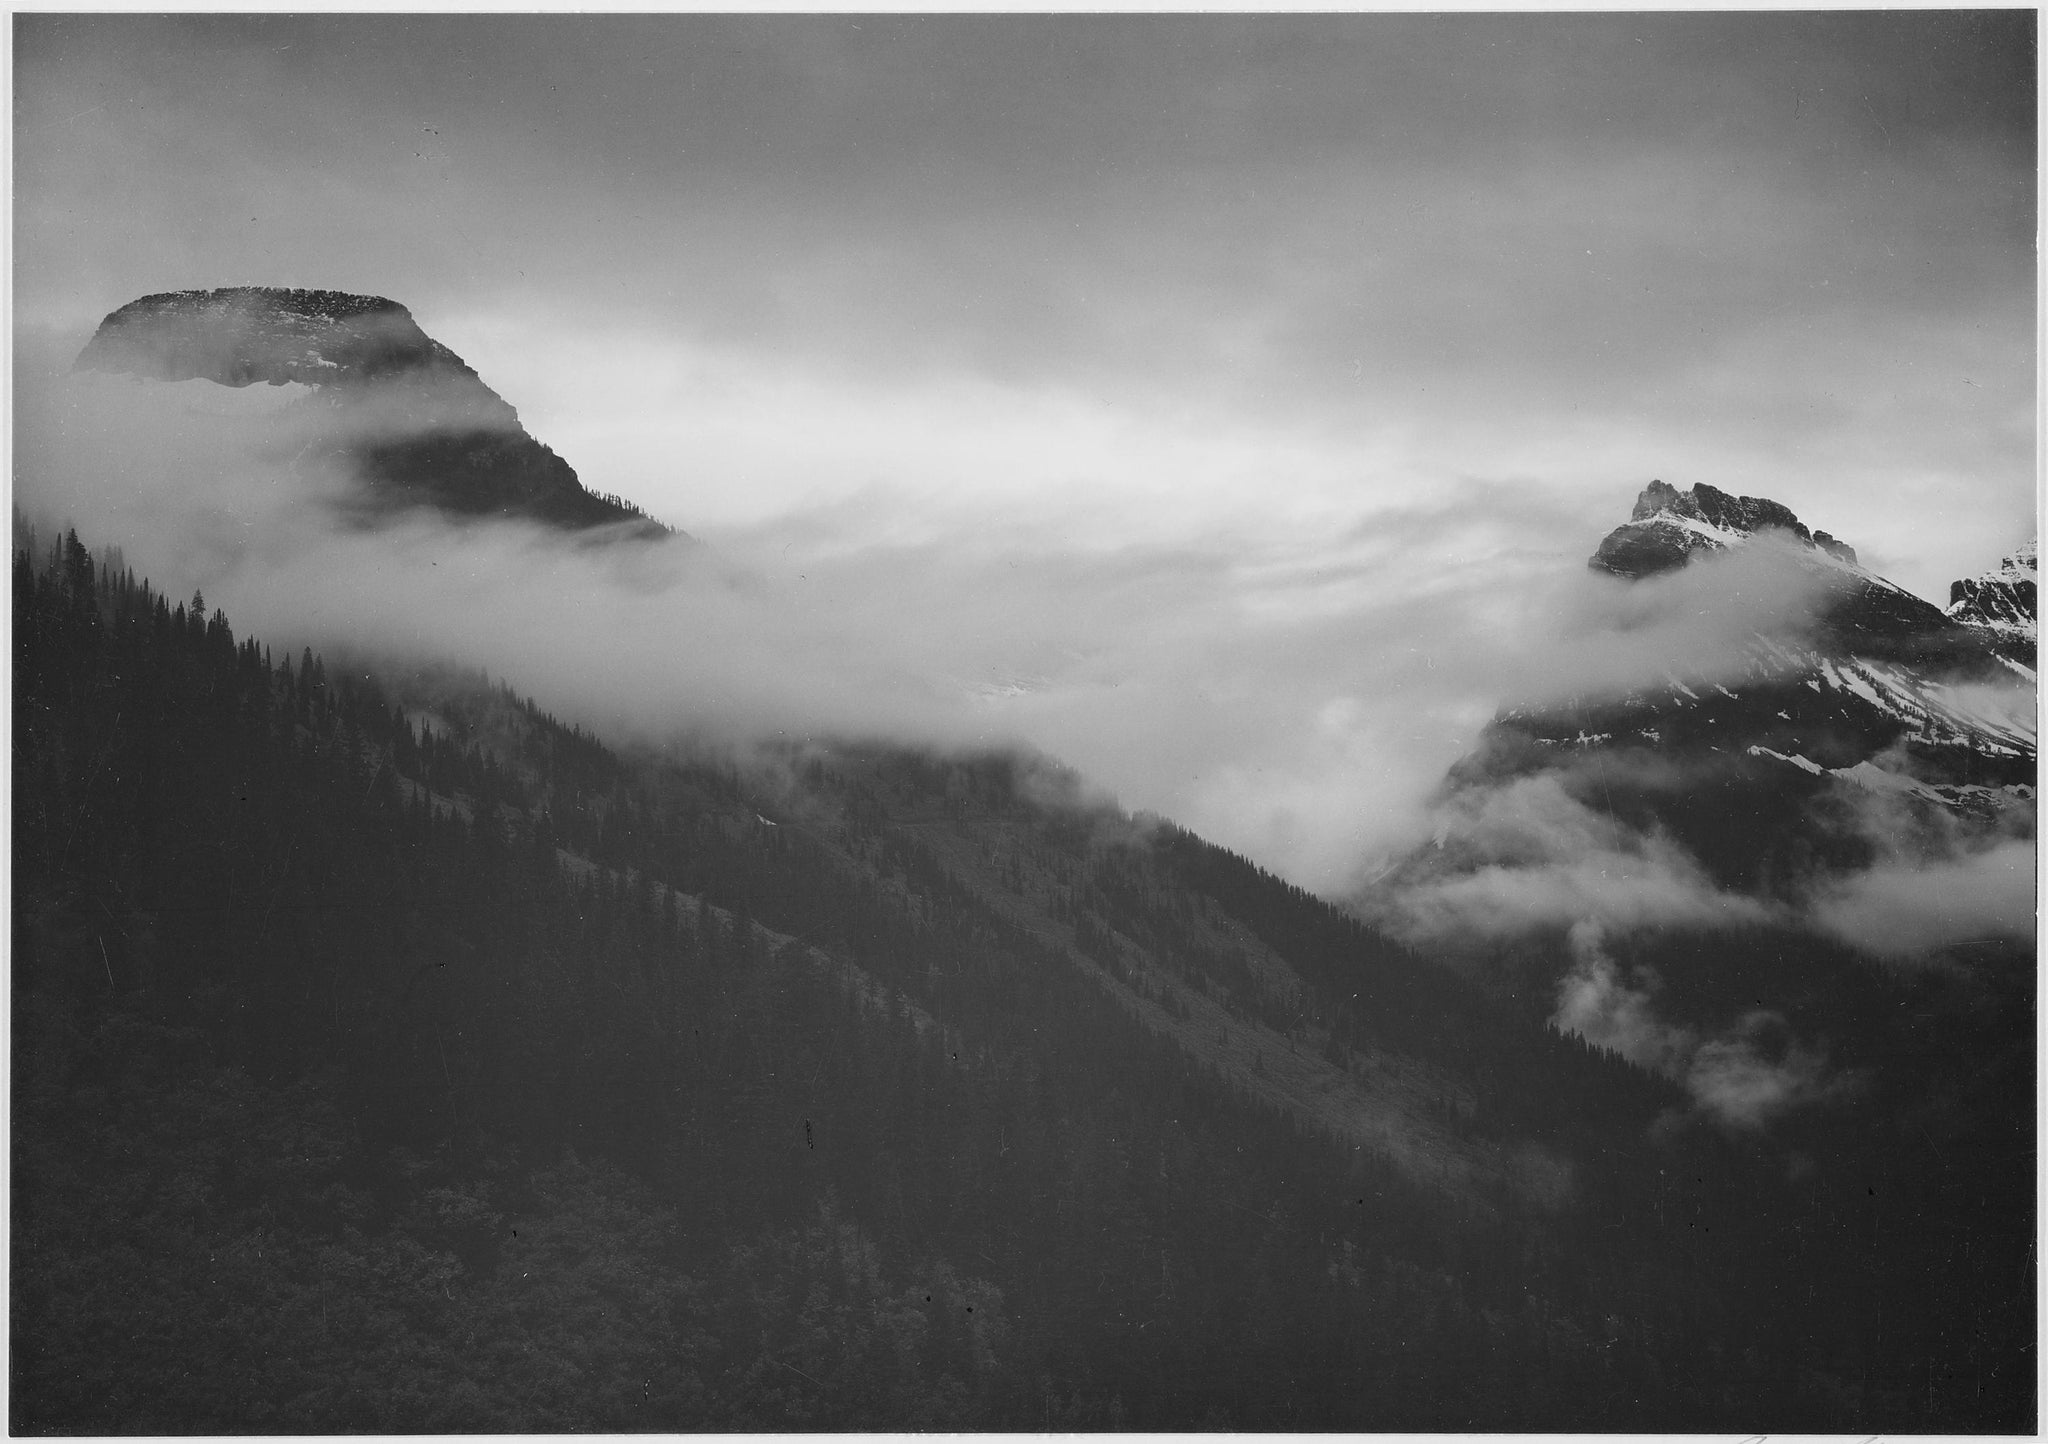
1747, 745, 1823, 774
1829, 759, 1944, 799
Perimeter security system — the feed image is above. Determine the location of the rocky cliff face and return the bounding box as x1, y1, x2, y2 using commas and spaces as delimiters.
1590, 478, 1859, 579
1947, 542, 2037, 663
76, 288, 670, 538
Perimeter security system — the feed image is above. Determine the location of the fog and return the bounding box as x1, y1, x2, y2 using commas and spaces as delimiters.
16, 10, 2033, 1011
1810, 841, 2035, 960
1554, 923, 1854, 1130
19, 322, 1914, 907
1368, 772, 1788, 943
1806, 773, 2037, 961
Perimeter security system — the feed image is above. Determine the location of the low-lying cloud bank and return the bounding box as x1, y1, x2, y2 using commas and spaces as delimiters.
16, 333, 1863, 895
16, 330, 2032, 1041
1811, 839, 2036, 960
1795, 748, 2037, 961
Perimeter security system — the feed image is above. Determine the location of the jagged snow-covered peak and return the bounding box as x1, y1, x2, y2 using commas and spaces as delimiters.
1585, 478, 1989, 674
1486, 482, 2037, 819
1591, 479, 1859, 580
1947, 541, 2037, 635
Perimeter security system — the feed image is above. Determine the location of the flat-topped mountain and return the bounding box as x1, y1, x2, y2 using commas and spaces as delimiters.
77, 288, 487, 392
76, 288, 670, 538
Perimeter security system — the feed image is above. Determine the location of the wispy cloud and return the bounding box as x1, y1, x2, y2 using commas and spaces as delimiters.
1810, 834, 2036, 963
1554, 923, 1856, 1129
1366, 772, 1785, 942
26, 311, 1996, 912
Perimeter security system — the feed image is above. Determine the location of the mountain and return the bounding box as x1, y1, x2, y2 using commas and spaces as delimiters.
1367, 481, 2036, 964
1588, 478, 2031, 782
1948, 540, 2038, 663
1352, 480, 2034, 1426
1592, 478, 2020, 674
74, 288, 671, 537
1368, 479, 2035, 974
12, 507, 2036, 1432
3, 525, 1680, 1430
1590, 476, 1863, 576
1414, 481, 2035, 896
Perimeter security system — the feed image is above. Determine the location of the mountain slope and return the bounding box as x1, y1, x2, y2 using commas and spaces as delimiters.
19, 519, 2032, 1430
74, 288, 671, 537
1354, 481, 2034, 1424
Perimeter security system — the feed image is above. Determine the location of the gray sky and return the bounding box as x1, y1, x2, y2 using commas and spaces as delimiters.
13, 13, 2038, 888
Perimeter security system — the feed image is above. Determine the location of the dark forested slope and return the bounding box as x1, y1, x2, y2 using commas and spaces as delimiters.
11, 527, 2032, 1431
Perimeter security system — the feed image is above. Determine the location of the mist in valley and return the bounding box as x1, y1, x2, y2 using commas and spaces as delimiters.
28, 328, 2011, 882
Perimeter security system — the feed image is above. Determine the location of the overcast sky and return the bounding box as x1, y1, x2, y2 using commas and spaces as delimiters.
13, 13, 2038, 888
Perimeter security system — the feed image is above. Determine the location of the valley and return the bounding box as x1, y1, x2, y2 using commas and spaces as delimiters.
13, 499, 2034, 1429
12, 277, 2035, 1433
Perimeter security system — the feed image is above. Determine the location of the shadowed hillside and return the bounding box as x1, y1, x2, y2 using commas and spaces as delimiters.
11, 522, 2035, 1431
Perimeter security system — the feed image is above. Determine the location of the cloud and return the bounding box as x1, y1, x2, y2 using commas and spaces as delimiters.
1369, 706, 2035, 971
1684, 1015, 1846, 1130
15, 14, 2032, 605
1810, 839, 2037, 960
1364, 772, 1784, 941
1777, 741, 2039, 961
2, 331, 1636, 891
7, 313, 2028, 926
1553, 922, 1853, 1129
1552, 923, 1698, 1076
1522, 536, 1850, 701
19, 343, 1496, 883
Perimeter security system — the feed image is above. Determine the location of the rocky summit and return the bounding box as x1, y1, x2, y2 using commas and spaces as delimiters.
1591, 478, 1858, 579
1578, 479, 2037, 777
76, 288, 670, 538
1594, 479, 1999, 671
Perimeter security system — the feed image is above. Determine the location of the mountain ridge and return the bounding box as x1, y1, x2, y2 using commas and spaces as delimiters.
12, 486, 2034, 1430
1591, 477, 1861, 577
1368, 476, 2035, 928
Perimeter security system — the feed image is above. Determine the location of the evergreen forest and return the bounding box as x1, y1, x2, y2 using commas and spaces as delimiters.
12, 527, 2034, 1431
